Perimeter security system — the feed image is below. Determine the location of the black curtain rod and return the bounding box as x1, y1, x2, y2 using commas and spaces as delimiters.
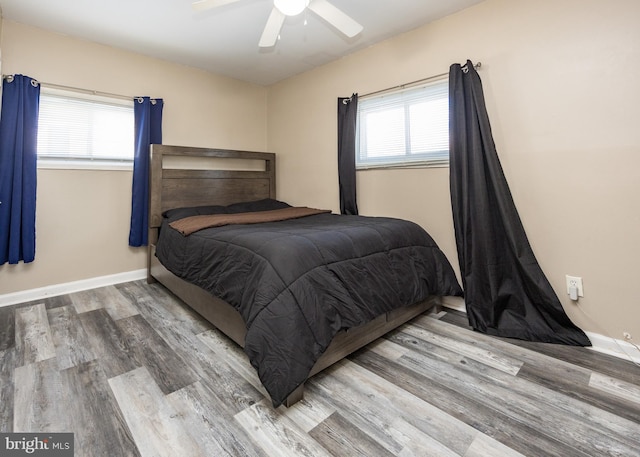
40, 81, 133, 102
361, 61, 482, 98
2, 75, 135, 102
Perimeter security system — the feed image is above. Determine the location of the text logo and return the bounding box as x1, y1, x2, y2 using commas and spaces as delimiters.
0, 433, 74, 456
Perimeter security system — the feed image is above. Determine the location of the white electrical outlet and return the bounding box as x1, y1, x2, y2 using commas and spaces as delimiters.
565, 275, 584, 298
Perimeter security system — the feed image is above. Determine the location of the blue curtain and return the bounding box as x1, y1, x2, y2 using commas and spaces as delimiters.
129, 97, 163, 247
337, 94, 359, 215
0, 75, 40, 265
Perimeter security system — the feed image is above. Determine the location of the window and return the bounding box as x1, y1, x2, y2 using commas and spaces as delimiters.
37, 87, 134, 168
357, 77, 449, 169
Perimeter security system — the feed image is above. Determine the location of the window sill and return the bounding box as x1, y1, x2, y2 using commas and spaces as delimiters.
37, 159, 133, 171
356, 162, 449, 171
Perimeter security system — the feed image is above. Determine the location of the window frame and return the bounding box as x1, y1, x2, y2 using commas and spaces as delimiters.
356, 76, 449, 170
37, 87, 135, 171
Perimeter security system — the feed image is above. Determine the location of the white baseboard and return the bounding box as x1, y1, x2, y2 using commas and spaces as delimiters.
441, 296, 466, 312
584, 331, 640, 364
0, 269, 147, 307
441, 300, 640, 365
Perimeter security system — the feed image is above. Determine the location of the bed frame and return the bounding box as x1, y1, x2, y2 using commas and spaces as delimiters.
147, 144, 440, 406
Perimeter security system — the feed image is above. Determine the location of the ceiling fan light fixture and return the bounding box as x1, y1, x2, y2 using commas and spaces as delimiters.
274, 0, 309, 16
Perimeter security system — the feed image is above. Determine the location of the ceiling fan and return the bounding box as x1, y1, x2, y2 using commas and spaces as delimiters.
192, 0, 364, 48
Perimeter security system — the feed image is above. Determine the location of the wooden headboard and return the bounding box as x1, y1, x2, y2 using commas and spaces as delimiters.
148, 144, 276, 245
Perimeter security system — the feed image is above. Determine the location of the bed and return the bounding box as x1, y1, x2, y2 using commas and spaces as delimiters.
147, 144, 462, 407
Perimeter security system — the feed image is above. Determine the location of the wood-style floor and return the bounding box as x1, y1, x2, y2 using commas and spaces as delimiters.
1, 280, 639, 457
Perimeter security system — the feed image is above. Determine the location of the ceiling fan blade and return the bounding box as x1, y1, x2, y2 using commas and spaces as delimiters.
259, 7, 286, 48
308, 0, 363, 38
192, 0, 243, 12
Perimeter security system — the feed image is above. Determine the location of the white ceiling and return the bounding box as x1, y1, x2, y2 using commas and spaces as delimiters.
0, 0, 484, 86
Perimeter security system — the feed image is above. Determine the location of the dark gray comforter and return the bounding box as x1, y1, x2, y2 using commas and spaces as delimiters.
156, 209, 462, 406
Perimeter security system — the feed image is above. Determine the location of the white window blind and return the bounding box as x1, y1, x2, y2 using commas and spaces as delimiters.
357, 77, 449, 169
37, 88, 134, 163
